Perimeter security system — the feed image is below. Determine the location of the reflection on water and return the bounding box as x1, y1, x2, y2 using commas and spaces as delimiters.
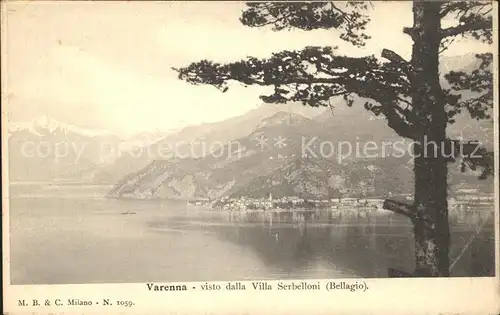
8, 184, 495, 284
164, 208, 495, 279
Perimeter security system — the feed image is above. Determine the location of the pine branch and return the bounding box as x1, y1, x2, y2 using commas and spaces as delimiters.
439, 1, 491, 18
381, 49, 410, 68
240, 2, 371, 47
383, 199, 416, 219
440, 18, 492, 39
456, 142, 494, 180
444, 53, 493, 122
440, 1, 493, 19
176, 47, 418, 139
439, 2, 493, 42
439, 139, 495, 180
384, 106, 417, 139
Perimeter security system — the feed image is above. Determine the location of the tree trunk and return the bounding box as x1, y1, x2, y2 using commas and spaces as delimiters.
412, 157, 450, 276
410, 2, 450, 277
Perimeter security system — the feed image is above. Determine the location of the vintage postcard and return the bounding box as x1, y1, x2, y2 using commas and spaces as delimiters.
2, 1, 499, 314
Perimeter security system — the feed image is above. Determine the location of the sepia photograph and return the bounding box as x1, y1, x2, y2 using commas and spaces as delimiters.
2, 0, 499, 313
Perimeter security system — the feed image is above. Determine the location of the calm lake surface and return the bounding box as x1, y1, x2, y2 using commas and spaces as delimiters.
8, 184, 495, 284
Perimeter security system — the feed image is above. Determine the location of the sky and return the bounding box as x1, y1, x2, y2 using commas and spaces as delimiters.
1, 1, 494, 135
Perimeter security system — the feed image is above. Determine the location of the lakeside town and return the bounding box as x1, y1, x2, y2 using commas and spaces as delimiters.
188, 186, 494, 216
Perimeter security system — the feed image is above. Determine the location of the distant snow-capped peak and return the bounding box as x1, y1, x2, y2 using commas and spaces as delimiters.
8, 115, 111, 137
257, 111, 310, 129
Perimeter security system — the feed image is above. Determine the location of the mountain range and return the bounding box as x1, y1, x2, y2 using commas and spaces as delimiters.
107, 54, 494, 200
92, 103, 326, 183
6, 116, 173, 182
6, 54, 494, 199
108, 106, 493, 200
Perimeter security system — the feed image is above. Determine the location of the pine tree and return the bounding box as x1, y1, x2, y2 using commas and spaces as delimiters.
174, 1, 494, 277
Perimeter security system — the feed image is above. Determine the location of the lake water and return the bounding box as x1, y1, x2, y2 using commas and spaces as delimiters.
8, 184, 495, 284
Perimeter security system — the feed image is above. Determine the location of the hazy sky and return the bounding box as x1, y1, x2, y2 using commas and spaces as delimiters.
2, 1, 493, 135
